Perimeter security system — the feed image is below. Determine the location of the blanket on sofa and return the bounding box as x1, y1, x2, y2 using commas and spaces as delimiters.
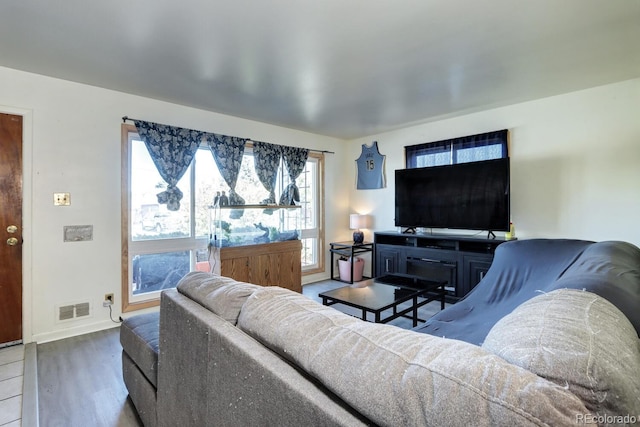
415, 239, 640, 346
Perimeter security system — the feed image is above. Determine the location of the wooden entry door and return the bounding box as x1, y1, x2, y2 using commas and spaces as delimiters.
0, 113, 23, 346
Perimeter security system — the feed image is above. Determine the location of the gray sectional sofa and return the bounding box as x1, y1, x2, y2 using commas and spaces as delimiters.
121, 239, 640, 426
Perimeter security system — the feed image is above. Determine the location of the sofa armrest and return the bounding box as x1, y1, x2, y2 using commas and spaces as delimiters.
157, 290, 215, 426
157, 288, 368, 427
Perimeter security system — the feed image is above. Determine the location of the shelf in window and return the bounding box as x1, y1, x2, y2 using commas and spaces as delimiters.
208, 204, 302, 209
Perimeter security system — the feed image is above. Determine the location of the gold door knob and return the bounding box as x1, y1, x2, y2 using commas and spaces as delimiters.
6, 237, 18, 246
7, 225, 18, 233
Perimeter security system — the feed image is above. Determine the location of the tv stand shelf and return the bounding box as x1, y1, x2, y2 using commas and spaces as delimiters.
374, 231, 513, 301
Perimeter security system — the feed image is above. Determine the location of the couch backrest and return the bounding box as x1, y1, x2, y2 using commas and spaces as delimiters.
238, 286, 591, 427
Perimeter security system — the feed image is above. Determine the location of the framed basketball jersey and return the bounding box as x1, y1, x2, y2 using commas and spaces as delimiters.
355, 141, 386, 189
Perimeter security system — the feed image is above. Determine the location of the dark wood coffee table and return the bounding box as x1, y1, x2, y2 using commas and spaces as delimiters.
319, 277, 445, 327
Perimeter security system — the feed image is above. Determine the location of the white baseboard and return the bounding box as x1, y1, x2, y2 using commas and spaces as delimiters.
31, 320, 121, 344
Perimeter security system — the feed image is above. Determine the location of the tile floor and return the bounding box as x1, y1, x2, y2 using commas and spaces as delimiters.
0, 344, 24, 427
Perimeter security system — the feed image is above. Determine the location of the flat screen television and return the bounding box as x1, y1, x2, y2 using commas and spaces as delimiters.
394, 158, 510, 233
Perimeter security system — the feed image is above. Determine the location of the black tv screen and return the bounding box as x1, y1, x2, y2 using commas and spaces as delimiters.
394, 158, 510, 232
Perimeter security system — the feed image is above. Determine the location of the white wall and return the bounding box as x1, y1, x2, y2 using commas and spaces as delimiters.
3, 64, 638, 343
347, 78, 640, 248
0, 66, 346, 343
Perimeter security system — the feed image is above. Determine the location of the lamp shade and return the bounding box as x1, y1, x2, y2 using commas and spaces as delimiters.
349, 214, 369, 230
350, 214, 371, 244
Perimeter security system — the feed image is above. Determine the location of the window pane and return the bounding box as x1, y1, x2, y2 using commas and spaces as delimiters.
280, 157, 319, 271
131, 139, 191, 241
299, 160, 316, 230
195, 248, 211, 272
132, 251, 190, 295
455, 144, 503, 164
415, 151, 450, 168
406, 143, 451, 168
405, 130, 507, 168
301, 237, 317, 267
299, 158, 321, 271
196, 148, 270, 208
234, 151, 268, 204
194, 148, 225, 238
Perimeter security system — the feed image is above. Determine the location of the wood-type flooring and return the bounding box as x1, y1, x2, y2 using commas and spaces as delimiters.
36, 279, 446, 426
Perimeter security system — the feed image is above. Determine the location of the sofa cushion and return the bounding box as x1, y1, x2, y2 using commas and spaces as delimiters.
482, 289, 640, 419
120, 312, 160, 387
176, 271, 261, 324
238, 287, 590, 427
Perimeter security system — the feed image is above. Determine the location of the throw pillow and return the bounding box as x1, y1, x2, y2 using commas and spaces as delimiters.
482, 288, 640, 420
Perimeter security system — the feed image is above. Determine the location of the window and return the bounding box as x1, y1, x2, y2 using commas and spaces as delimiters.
405, 129, 508, 168
121, 124, 324, 311
288, 156, 324, 272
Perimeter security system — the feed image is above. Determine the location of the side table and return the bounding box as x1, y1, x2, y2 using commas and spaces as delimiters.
329, 241, 374, 283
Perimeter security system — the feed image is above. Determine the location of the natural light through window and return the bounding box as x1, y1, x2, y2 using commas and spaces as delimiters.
122, 125, 324, 311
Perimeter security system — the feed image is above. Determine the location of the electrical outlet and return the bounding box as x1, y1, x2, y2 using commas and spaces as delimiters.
103, 293, 114, 307
54, 192, 71, 206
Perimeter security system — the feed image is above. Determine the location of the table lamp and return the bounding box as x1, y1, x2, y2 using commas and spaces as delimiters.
350, 214, 370, 244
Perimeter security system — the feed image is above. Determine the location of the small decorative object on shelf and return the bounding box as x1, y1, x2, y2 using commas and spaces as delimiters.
219, 191, 229, 206
505, 222, 516, 240
212, 190, 230, 207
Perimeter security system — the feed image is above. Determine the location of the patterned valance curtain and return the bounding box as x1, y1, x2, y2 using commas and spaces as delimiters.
253, 141, 282, 205
132, 118, 314, 212
205, 133, 247, 214
279, 146, 309, 205
134, 120, 203, 211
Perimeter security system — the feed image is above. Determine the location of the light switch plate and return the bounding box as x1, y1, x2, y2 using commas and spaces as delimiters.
54, 192, 70, 206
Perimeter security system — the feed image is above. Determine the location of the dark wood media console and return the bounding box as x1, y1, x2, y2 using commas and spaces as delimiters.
374, 231, 513, 301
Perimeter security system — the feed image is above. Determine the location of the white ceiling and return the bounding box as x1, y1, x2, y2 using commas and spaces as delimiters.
1, 0, 639, 139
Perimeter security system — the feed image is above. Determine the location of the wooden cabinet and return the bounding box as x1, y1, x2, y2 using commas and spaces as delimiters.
213, 240, 302, 292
